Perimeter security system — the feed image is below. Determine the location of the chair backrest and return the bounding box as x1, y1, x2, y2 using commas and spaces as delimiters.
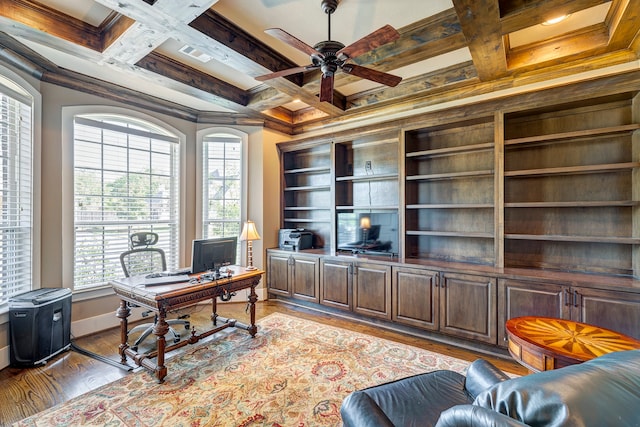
120, 232, 167, 277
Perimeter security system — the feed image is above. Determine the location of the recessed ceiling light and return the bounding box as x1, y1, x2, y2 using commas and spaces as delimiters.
542, 14, 570, 26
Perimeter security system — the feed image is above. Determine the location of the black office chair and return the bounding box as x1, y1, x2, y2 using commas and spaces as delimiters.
119, 232, 190, 350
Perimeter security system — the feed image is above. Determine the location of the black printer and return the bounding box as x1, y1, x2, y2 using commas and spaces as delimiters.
279, 229, 313, 251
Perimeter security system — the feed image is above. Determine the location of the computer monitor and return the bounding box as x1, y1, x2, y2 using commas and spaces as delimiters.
191, 236, 237, 275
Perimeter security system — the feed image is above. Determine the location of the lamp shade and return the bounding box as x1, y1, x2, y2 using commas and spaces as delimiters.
240, 220, 261, 241
359, 216, 371, 229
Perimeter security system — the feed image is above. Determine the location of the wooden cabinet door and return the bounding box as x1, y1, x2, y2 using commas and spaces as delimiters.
291, 255, 320, 303
320, 258, 352, 311
267, 253, 291, 296
353, 262, 391, 319
440, 272, 497, 344
392, 266, 439, 331
571, 287, 640, 340
497, 279, 568, 347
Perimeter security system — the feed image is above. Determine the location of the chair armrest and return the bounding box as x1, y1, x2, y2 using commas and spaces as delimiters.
435, 404, 530, 427
340, 391, 394, 427
464, 359, 510, 398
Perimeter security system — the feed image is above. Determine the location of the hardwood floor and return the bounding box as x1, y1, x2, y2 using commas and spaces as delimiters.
0, 300, 527, 425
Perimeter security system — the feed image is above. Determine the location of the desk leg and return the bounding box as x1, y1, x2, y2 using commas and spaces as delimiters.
116, 300, 130, 365
211, 296, 218, 325
247, 285, 258, 337
153, 310, 169, 383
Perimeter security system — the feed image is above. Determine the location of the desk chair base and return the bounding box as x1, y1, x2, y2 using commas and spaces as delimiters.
129, 318, 191, 351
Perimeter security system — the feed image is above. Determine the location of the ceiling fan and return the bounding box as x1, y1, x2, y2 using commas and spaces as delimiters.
255, 0, 402, 104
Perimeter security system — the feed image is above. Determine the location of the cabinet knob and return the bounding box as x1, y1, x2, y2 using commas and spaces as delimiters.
573, 289, 580, 308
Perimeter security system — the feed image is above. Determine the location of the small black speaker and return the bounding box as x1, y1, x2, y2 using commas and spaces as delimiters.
9, 288, 72, 366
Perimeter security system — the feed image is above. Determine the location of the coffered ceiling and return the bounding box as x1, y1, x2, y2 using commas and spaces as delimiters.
0, 0, 639, 134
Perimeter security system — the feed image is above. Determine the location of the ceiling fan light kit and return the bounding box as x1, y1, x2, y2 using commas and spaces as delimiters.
256, 0, 402, 104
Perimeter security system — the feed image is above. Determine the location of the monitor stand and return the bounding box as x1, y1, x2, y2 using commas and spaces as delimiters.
201, 266, 233, 281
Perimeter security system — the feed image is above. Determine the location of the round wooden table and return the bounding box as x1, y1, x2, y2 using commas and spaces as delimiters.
505, 316, 640, 372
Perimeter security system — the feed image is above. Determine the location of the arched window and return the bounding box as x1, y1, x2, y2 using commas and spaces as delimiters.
0, 76, 34, 307
73, 114, 180, 289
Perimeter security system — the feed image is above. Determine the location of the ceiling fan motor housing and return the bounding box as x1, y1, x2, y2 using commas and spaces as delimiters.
312, 40, 346, 75
321, 0, 339, 14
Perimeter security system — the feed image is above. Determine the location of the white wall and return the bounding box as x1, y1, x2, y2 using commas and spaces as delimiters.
0, 62, 286, 369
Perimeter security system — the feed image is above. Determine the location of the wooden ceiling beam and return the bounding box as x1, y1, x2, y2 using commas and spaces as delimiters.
0, 0, 103, 50
347, 62, 478, 109
95, 0, 217, 63
92, 0, 345, 115
606, 0, 640, 50
292, 51, 640, 135
302, 10, 467, 93
500, 0, 609, 34
452, 0, 508, 80
136, 52, 248, 107
189, 10, 301, 85
507, 24, 610, 70
189, 10, 343, 116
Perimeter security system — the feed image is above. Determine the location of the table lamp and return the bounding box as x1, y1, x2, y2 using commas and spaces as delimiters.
360, 215, 371, 243
240, 220, 261, 270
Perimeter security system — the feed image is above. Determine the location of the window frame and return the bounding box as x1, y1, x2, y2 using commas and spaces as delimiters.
0, 68, 41, 314
62, 106, 186, 295
196, 127, 248, 265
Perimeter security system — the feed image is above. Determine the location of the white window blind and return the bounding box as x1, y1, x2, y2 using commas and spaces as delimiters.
0, 84, 33, 308
202, 136, 242, 261
73, 116, 179, 289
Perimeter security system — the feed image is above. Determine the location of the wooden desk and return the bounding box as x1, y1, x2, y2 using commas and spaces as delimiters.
506, 316, 640, 372
111, 266, 263, 382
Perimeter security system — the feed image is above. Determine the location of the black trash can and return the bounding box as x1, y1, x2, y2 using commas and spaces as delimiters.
9, 288, 72, 366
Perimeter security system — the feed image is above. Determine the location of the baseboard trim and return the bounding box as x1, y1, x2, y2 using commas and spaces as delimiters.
0, 345, 9, 370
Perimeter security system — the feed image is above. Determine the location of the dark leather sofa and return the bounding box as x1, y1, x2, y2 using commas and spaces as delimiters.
340, 349, 640, 427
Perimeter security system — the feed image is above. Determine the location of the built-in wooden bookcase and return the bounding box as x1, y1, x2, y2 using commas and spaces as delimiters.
334, 130, 400, 255
403, 116, 496, 265
281, 142, 332, 248
276, 88, 640, 278
503, 93, 640, 276
271, 82, 640, 350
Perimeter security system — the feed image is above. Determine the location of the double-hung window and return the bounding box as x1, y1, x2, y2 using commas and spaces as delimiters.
0, 79, 33, 308
202, 134, 243, 262
73, 115, 179, 290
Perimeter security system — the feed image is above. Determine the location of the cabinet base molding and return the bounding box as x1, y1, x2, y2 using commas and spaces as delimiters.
267, 296, 512, 360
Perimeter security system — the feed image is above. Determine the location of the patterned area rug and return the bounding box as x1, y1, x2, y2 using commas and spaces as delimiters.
15, 313, 470, 426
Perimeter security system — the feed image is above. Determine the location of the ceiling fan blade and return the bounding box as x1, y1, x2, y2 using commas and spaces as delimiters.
255, 65, 317, 81
319, 74, 334, 103
337, 24, 400, 59
342, 64, 402, 87
265, 28, 320, 57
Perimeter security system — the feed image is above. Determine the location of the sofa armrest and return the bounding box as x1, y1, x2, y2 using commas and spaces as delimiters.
435, 404, 530, 427
464, 359, 510, 398
340, 391, 394, 427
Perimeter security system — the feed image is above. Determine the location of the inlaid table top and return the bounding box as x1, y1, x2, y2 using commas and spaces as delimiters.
505, 316, 640, 372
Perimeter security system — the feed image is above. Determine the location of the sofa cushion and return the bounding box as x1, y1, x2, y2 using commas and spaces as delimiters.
436, 404, 531, 427
341, 369, 471, 427
473, 350, 640, 427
